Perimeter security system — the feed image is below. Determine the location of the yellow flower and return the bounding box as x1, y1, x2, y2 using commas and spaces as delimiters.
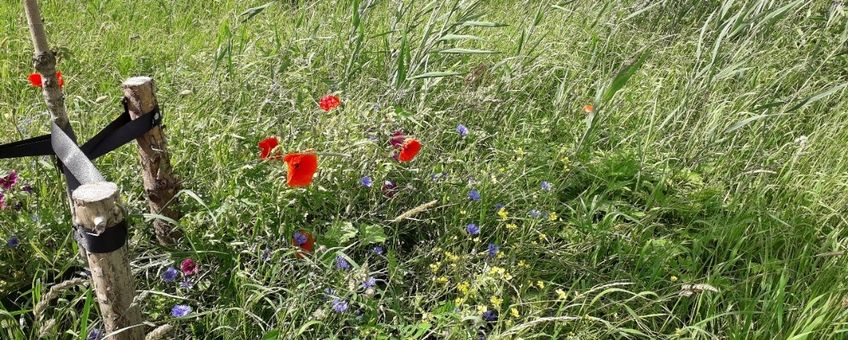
454, 297, 466, 305
429, 262, 442, 273
671, 275, 678, 282
548, 212, 558, 221
510, 307, 519, 318
476, 305, 488, 314
490, 295, 503, 309
473, 237, 480, 243
444, 251, 459, 262
498, 207, 509, 220
506, 223, 518, 231
504, 272, 513, 281
556, 289, 568, 300
457, 281, 471, 295
435, 276, 449, 284
518, 260, 528, 268
539, 233, 548, 241
536, 280, 546, 289
460, 210, 467, 215
489, 266, 506, 276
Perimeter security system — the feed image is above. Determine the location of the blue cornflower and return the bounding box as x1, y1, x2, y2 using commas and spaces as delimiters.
360, 176, 373, 188
372, 245, 385, 255
293, 231, 308, 246
468, 189, 481, 202
529, 210, 542, 219
541, 181, 552, 191
179, 278, 194, 289
161, 266, 179, 282
457, 124, 469, 138
332, 298, 349, 313
336, 255, 351, 270
466, 224, 480, 236
171, 304, 192, 318
488, 243, 499, 258
324, 287, 337, 299
362, 276, 377, 289
494, 203, 505, 211
7, 235, 19, 248
86, 328, 103, 340
482, 309, 498, 322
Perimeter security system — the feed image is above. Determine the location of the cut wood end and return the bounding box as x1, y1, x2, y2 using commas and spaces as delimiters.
122, 76, 154, 87
72, 182, 119, 203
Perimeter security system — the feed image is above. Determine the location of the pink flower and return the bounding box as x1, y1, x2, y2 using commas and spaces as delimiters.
180, 258, 198, 276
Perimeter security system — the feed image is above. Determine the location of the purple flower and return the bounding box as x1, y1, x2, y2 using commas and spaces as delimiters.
179, 278, 194, 289
0, 170, 18, 191
293, 231, 308, 246
529, 210, 542, 219
466, 223, 480, 236
332, 298, 349, 313
541, 181, 552, 191
468, 189, 481, 202
431, 173, 445, 181
336, 255, 350, 270
86, 328, 103, 340
381, 180, 398, 198
0, 192, 5, 210
482, 309, 498, 322
180, 258, 198, 276
389, 131, 405, 148
487, 243, 498, 258
161, 266, 179, 282
21, 184, 33, 194
7, 235, 19, 248
360, 176, 373, 188
457, 124, 469, 138
494, 203, 505, 211
372, 245, 385, 255
171, 304, 192, 317
362, 276, 377, 289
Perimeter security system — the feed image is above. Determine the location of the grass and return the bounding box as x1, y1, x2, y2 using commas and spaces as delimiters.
1, 0, 847, 338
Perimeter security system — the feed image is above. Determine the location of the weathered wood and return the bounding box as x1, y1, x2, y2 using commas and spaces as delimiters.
121, 77, 182, 245
73, 182, 144, 340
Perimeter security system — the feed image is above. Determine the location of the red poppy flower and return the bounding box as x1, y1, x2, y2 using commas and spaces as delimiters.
319, 95, 341, 112
291, 230, 315, 258
27, 71, 64, 88
398, 138, 421, 162
583, 104, 593, 113
283, 152, 318, 187
258, 136, 280, 160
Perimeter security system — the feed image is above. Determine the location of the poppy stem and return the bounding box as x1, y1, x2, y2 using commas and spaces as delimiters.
314, 152, 351, 158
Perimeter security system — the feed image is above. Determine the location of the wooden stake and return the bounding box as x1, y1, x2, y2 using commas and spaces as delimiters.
73, 182, 144, 340
121, 77, 182, 245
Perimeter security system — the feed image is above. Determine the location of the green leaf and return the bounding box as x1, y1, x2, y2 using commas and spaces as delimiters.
240, 2, 274, 22
439, 48, 497, 55
325, 221, 358, 245
785, 82, 847, 112
263, 330, 281, 340
460, 20, 507, 27
601, 52, 647, 103
408, 71, 461, 80
437, 34, 482, 41
359, 224, 387, 245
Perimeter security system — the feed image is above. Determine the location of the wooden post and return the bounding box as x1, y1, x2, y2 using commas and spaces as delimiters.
73, 182, 144, 340
121, 77, 182, 245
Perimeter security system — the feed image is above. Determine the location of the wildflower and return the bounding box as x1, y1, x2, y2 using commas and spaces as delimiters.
336, 255, 351, 270
161, 266, 179, 282
397, 139, 421, 162
457, 281, 470, 295
583, 104, 594, 113
476, 305, 488, 314
435, 276, 449, 284
372, 245, 385, 255
528, 210, 542, 219
494, 203, 504, 211
467, 189, 482, 202
257, 137, 279, 160
671, 275, 678, 282
518, 260, 528, 268
506, 223, 518, 231
180, 278, 194, 289
556, 289, 567, 300
7, 235, 19, 248
332, 298, 349, 313
362, 277, 377, 289
28, 71, 64, 88
548, 212, 558, 221
429, 262, 441, 273
490, 295, 503, 309
86, 328, 103, 340
456, 124, 469, 138
487, 243, 499, 258
497, 208, 509, 220
283, 153, 319, 187
21, 184, 33, 194
0, 170, 18, 190
510, 307, 519, 318
292, 230, 315, 258
381, 180, 398, 198
324, 288, 337, 299
180, 258, 198, 276
360, 176, 373, 188
318, 95, 341, 112
389, 131, 406, 148
482, 309, 498, 322
170, 304, 192, 317
541, 181, 552, 191
538, 233, 548, 242
536, 281, 545, 289
444, 251, 460, 262
466, 223, 480, 236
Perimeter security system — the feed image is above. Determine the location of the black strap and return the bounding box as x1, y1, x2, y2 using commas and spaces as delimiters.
73, 220, 128, 253
0, 134, 53, 158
